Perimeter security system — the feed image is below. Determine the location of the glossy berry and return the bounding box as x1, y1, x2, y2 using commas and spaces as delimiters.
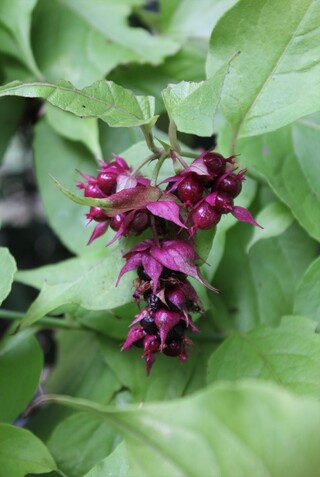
89, 207, 109, 222
164, 339, 183, 357
146, 293, 161, 311
191, 202, 221, 230
214, 193, 234, 214
110, 214, 123, 231
177, 173, 204, 203
203, 152, 226, 176
131, 211, 149, 233
217, 174, 242, 198
97, 171, 117, 195
141, 315, 158, 334
84, 183, 105, 198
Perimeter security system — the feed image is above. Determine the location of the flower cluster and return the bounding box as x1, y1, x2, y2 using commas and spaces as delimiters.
78, 150, 260, 373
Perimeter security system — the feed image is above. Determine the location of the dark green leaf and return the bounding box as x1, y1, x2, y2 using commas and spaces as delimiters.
0, 97, 25, 162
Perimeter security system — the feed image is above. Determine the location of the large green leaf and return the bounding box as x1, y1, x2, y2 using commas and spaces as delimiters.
0, 247, 17, 305
47, 412, 119, 477
294, 257, 320, 324
83, 442, 129, 477
161, 0, 238, 40
0, 79, 156, 128
0, 0, 42, 78
208, 316, 320, 398
0, 424, 57, 477
0, 330, 43, 422
0, 97, 25, 163
162, 62, 230, 136
235, 120, 320, 241
212, 221, 317, 332
40, 382, 320, 476
31, 0, 177, 88
15, 248, 135, 329
207, 0, 320, 139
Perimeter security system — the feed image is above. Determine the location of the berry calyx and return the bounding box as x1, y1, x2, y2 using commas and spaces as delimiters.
177, 173, 204, 203
191, 202, 221, 230
217, 174, 242, 198
203, 152, 226, 176
97, 171, 117, 195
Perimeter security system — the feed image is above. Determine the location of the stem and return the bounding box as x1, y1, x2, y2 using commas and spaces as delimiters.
151, 151, 169, 185
150, 215, 160, 247
170, 149, 189, 169
168, 119, 181, 153
130, 152, 161, 177
0, 309, 81, 330
180, 150, 200, 159
140, 125, 162, 155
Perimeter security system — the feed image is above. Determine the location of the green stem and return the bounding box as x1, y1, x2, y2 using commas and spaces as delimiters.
0, 309, 81, 330
168, 119, 181, 153
140, 125, 162, 155
151, 151, 169, 185
130, 152, 162, 177
180, 150, 200, 159
170, 149, 189, 169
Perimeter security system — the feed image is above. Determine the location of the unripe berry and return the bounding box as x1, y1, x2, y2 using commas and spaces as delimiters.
203, 153, 226, 176
214, 193, 234, 214
177, 173, 204, 203
218, 174, 242, 198
97, 171, 117, 195
191, 202, 221, 229
89, 207, 109, 222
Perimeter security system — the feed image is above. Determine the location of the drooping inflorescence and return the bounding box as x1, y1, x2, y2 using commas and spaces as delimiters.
78, 150, 261, 374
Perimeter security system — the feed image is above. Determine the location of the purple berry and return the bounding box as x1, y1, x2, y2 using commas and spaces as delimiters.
164, 339, 183, 357
191, 202, 221, 230
214, 193, 234, 214
84, 183, 105, 198
141, 315, 158, 335
97, 171, 117, 195
110, 214, 123, 231
177, 174, 204, 203
131, 211, 149, 233
89, 207, 109, 222
218, 174, 242, 198
203, 152, 226, 176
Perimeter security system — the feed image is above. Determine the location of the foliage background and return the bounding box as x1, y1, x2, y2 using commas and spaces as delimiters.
0, 0, 320, 476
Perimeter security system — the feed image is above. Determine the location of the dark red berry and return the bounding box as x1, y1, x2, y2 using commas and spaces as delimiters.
84, 184, 105, 198
203, 152, 226, 176
89, 206, 109, 222
167, 321, 186, 340
144, 335, 160, 353
214, 193, 234, 214
141, 315, 158, 335
217, 174, 242, 198
110, 214, 123, 231
164, 339, 183, 357
177, 173, 204, 203
131, 211, 149, 233
97, 171, 117, 195
191, 202, 221, 230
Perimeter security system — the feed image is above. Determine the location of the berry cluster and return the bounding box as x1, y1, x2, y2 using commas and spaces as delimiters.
78, 149, 260, 373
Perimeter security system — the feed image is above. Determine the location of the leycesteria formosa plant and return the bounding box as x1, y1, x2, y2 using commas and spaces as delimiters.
74, 145, 261, 374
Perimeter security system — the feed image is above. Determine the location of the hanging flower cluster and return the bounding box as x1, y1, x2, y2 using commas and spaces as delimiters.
78, 150, 261, 373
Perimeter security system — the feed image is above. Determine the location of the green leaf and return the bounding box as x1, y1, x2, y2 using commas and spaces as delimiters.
15, 248, 135, 329
207, 0, 320, 139
47, 412, 119, 477
0, 330, 43, 422
162, 61, 231, 136
236, 122, 320, 240
0, 423, 57, 477
0, 0, 42, 78
208, 316, 320, 398
294, 257, 320, 324
161, 0, 238, 40
0, 79, 156, 128
246, 201, 294, 252
45, 104, 103, 161
212, 221, 317, 332
39, 381, 320, 477
83, 442, 129, 477
0, 247, 17, 305
0, 97, 25, 162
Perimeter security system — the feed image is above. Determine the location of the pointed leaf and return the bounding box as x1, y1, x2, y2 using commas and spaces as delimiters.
0, 247, 17, 306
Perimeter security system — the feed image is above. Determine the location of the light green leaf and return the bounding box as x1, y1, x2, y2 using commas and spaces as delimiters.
212, 222, 317, 332
45, 104, 102, 161
0, 423, 57, 477
48, 412, 119, 477
161, 0, 239, 39
0, 247, 17, 305
236, 121, 320, 240
162, 61, 231, 136
40, 381, 320, 477
294, 257, 320, 324
246, 201, 293, 252
0, 0, 42, 78
83, 442, 129, 477
0, 79, 156, 128
208, 316, 320, 397
15, 248, 134, 329
207, 0, 320, 139
0, 330, 43, 422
